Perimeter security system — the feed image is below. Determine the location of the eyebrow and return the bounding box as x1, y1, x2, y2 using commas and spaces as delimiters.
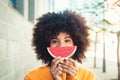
51, 35, 72, 39
50, 37, 58, 40
64, 36, 72, 39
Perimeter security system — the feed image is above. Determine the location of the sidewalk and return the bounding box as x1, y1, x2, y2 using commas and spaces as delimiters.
81, 57, 118, 80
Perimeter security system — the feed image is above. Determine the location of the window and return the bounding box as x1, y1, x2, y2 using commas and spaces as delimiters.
28, 0, 35, 22
9, 0, 24, 15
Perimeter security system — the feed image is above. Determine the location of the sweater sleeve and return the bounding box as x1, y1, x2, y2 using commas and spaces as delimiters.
67, 67, 98, 80
67, 74, 79, 80
24, 66, 54, 80
24, 75, 31, 80
88, 71, 98, 80
66, 72, 98, 80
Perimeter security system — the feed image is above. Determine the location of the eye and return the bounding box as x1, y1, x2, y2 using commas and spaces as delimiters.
51, 39, 58, 44
65, 39, 71, 43
50, 39, 59, 47
65, 38, 73, 43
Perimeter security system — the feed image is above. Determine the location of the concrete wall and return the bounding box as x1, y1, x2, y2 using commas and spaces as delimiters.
0, 1, 41, 80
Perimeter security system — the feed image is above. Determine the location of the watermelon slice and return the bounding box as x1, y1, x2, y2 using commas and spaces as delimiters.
47, 46, 77, 58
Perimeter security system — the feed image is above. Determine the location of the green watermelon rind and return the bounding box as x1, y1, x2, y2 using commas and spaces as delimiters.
47, 46, 77, 58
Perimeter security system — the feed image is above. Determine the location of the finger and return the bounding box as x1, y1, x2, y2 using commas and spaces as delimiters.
53, 64, 63, 76
50, 64, 63, 75
60, 60, 76, 69
61, 64, 78, 72
67, 58, 78, 67
61, 65, 78, 76
59, 63, 78, 76
51, 57, 63, 68
63, 68, 76, 76
57, 65, 63, 73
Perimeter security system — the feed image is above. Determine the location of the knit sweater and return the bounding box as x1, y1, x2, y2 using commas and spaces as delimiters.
24, 66, 97, 80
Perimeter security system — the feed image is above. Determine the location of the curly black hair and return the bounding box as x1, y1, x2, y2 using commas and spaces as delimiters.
32, 10, 90, 66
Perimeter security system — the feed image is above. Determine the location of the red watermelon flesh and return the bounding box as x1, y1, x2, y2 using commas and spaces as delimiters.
47, 46, 77, 58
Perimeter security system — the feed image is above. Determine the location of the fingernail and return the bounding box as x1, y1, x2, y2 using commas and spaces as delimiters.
58, 63, 61, 66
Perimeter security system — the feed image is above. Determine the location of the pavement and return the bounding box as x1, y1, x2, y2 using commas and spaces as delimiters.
81, 57, 118, 80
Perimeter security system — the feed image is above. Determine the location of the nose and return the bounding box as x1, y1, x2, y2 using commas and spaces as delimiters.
59, 41, 66, 47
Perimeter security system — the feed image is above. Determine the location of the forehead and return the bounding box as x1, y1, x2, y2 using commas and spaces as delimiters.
53, 32, 71, 38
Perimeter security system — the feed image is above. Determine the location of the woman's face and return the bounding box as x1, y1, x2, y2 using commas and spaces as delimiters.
49, 32, 74, 47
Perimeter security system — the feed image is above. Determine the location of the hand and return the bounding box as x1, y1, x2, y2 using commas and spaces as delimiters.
60, 58, 78, 77
50, 57, 64, 80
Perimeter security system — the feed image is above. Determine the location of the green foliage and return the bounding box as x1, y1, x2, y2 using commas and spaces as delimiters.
79, 0, 111, 29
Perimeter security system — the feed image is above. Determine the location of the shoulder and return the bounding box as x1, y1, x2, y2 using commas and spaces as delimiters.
24, 66, 51, 80
77, 66, 98, 80
27, 66, 50, 75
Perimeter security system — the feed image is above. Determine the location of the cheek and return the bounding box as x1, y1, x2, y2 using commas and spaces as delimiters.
70, 40, 74, 46
66, 42, 74, 46
49, 43, 59, 47
68, 43, 74, 46
50, 45, 57, 47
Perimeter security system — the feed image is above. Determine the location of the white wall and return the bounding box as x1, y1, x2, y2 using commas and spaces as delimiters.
0, 1, 41, 80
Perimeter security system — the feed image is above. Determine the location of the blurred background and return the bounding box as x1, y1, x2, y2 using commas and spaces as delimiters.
0, 0, 120, 80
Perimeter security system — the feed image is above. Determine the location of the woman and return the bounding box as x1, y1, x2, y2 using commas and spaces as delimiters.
24, 10, 97, 80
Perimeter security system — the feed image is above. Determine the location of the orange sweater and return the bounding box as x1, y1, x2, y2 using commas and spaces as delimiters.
24, 66, 97, 80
